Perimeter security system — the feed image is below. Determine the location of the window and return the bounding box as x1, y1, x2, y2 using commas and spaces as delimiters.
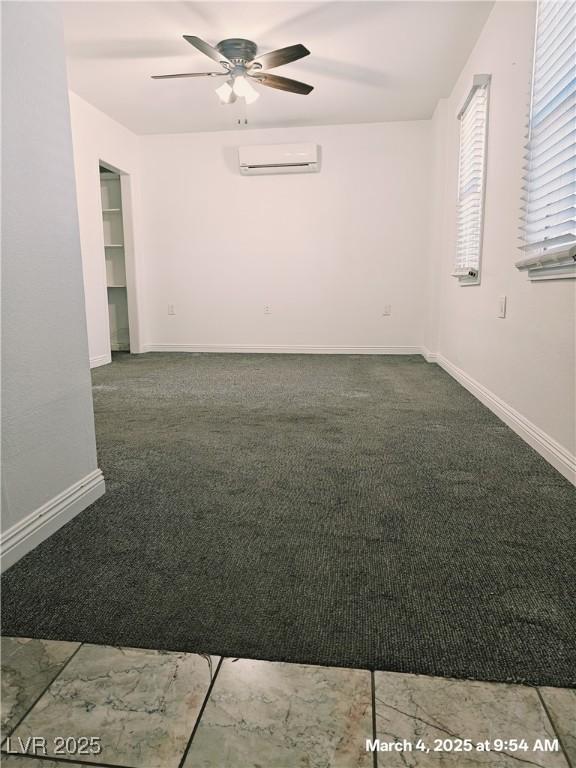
517, 0, 576, 280
454, 74, 491, 285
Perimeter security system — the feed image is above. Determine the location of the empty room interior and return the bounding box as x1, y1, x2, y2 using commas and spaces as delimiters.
1, 0, 576, 766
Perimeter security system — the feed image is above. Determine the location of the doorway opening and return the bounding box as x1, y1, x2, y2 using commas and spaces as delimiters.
100, 164, 130, 352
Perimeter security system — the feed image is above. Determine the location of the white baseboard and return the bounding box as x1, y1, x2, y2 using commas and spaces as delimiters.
90, 353, 111, 368
142, 344, 422, 355
421, 348, 439, 363
423, 349, 575, 485
1, 469, 105, 572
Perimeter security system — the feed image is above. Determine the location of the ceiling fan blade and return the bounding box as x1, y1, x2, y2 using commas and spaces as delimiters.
252, 73, 313, 95
151, 72, 227, 79
183, 35, 231, 66
250, 44, 310, 70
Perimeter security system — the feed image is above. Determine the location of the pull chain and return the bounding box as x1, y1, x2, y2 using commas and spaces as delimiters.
237, 99, 248, 127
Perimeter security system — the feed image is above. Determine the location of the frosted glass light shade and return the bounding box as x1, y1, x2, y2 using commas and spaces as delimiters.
232, 76, 259, 104
215, 80, 234, 103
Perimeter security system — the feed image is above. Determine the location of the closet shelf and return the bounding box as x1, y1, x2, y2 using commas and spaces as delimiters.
101, 169, 130, 351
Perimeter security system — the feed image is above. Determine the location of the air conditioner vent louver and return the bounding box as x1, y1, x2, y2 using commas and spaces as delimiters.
238, 143, 320, 175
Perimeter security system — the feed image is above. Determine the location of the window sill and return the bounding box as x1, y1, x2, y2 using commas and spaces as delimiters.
452, 270, 480, 286
515, 247, 576, 281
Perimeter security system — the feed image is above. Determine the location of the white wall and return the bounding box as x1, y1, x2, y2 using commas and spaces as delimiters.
138, 122, 431, 352
69, 92, 143, 365
1, 3, 104, 569
427, 1, 576, 474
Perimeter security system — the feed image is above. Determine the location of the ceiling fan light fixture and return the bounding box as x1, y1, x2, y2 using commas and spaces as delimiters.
242, 88, 260, 105
232, 75, 260, 104
215, 79, 235, 104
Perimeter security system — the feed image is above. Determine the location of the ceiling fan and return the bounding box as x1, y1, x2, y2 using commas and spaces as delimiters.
152, 36, 313, 104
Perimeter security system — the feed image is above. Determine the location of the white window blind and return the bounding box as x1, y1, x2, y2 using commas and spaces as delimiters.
517, 0, 576, 280
454, 75, 490, 284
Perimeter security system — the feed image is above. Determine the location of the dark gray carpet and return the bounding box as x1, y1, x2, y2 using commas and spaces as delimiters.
2, 353, 575, 687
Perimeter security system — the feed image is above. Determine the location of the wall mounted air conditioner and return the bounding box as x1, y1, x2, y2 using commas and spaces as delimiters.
238, 143, 320, 175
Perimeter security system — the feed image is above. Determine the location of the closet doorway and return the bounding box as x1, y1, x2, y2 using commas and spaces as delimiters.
100, 164, 131, 353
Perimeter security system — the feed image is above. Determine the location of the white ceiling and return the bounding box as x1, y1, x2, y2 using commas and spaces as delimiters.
60, 1, 493, 134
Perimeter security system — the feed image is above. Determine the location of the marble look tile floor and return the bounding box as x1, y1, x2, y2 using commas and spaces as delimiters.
184, 658, 373, 767
539, 688, 576, 767
1, 759, 87, 767
0, 637, 574, 768
0, 638, 80, 740
373, 671, 572, 767
5, 644, 216, 768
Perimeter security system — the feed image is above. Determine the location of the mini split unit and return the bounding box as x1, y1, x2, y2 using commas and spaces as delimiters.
238, 143, 320, 175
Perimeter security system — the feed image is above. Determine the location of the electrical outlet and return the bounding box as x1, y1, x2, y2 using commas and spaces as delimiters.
497, 296, 507, 318
382, 305, 392, 316
264, 305, 272, 315
168, 304, 175, 315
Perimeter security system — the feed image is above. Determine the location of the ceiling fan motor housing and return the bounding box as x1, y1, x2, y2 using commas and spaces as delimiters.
217, 38, 258, 64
